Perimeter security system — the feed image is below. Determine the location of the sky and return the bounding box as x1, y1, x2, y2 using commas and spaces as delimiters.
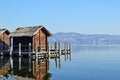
0, 0, 120, 34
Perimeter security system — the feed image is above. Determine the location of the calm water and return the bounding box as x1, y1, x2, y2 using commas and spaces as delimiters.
1, 45, 120, 80
49, 45, 120, 80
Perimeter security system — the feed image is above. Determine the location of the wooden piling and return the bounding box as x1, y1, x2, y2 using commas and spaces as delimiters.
58, 42, 61, 56
19, 57, 21, 70
55, 42, 58, 51
29, 57, 31, 72
66, 43, 69, 60
48, 42, 51, 58
10, 47, 12, 56
59, 57, 61, 69
69, 52, 72, 61
54, 42, 57, 57
55, 57, 57, 68
64, 43, 67, 53
10, 37, 13, 56
10, 57, 13, 69
69, 43, 72, 53
29, 43, 31, 57
35, 45, 38, 71
36, 45, 38, 58
19, 43, 21, 57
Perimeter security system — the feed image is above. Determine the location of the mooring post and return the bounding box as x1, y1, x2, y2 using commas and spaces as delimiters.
19, 43, 21, 57
69, 51, 72, 61
19, 57, 21, 70
54, 42, 57, 57
55, 42, 57, 51
48, 42, 51, 58
67, 43, 70, 53
58, 42, 61, 56
29, 57, 31, 72
64, 43, 67, 53
50, 43, 52, 50
36, 45, 38, 58
67, 43, 70, 59
35, 45, 38, 71
69, 43, 72, 53
57, 42, 59, 57
10, 37, 13, 56
10, 47, 12, 56
36, 58, 38, 71
10, 57, 13, 70
29, 43, 31, 57
69, 43, 72, 61
59, 57, 61, 69
55, 57, 58, 68
64, 43, 67, 61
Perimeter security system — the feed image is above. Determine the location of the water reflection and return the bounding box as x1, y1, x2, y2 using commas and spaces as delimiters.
0, 53, 71, 80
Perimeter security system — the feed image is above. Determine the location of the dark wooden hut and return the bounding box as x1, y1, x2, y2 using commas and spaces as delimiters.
0, 29, 10, 53
10, 26, 52, 53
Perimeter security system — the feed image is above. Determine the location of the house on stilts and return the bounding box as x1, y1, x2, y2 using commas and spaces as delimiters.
0, 29, 10, 54
10, 26, 52, 55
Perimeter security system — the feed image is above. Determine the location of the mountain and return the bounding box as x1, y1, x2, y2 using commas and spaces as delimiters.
48, 32, 120, 45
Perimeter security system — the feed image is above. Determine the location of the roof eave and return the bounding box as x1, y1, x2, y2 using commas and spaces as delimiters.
0, 29, 10, 36
33, 26, 52, 37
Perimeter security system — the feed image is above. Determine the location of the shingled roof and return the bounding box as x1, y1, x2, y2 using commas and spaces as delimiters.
0, 29, 10, 35
10, 25, 52, 37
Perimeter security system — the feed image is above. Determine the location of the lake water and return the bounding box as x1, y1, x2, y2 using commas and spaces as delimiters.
1, 45, 120, 80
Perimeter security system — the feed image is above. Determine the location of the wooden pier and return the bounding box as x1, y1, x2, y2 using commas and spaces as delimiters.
31, 42, 71, 59
1, 42, 72, 59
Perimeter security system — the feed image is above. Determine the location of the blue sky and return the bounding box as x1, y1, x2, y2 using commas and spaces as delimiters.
0, 0, 120, 34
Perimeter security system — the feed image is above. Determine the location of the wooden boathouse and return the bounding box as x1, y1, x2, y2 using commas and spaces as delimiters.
10, 26, 52, 55
0, 29, 10, 54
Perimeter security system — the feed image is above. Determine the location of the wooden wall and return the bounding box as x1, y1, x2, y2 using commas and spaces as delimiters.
0, 60, 10, 76
32, 29, 47, 52
0, 31, 10, 51
32, 61, 47, 80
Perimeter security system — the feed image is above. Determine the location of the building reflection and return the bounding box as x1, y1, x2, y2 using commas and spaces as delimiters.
0, 57, 10, 78
32, 59, 51, 80
0, 57, 52, 80
0, 52, 71, 80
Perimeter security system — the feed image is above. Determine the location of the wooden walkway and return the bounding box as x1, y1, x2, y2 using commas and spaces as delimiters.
0, 42, 72, 59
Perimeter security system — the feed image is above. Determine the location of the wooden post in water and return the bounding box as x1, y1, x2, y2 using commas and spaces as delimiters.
10, 38, 13, 56
19, 43, 21, 57
70, 43, 72, 53
69, 43, 72, 61
29, 43, 31, 57
36, 58, 38, 71
10, 57, 13, 70
10, 47, 12, 56
56, 42, 58, 57
48, 42, 51, 58
35, 45, 38, 71
64, 43, 67, 53
68, 43, 70, 53
29, 57, 31, 72
54, 42, 57, 57
59, 57, 61, 69
58, 42, 61, 56
19, 57, 21, 70
50, 43, 52, 50
36, 45, 38, 58
69, 51, 72, 61
66, 43, 69, 59
64, 43, 67, 61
